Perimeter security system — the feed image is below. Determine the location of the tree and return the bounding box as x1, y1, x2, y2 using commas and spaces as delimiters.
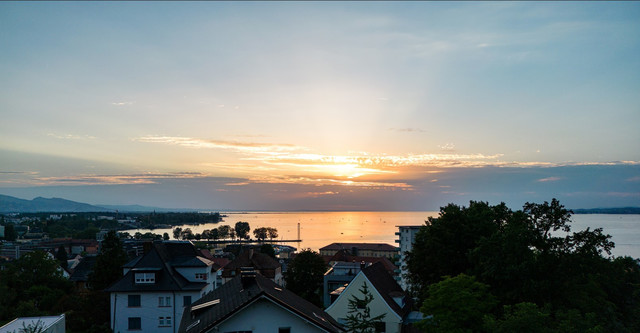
173, 227, 183, 240
163, 232, 170, 241
0, 251, 72, 321
260, 244, 276, 258
253, 227, 268, 241
267, 227, 278, 240
345, 282, 386, 333
407, 198, 640, 331
88, 230, 128, 291
418, 274, 497, 333
483, 302, 551, 333
217, 225, 231, 239
406, 201, 505, 300
4, 223, 17, 241
55, 245, 68, 270
235, 221, 250, 240
285, 249, 326, 307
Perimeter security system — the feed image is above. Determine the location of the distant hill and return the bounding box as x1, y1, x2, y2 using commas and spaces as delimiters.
573, 207, 640, 214
0, 194, 109, 213
98, 204, 196, 213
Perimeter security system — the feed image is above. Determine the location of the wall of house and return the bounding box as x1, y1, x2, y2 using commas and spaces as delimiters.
110, 291, 202, 333
211, 297, 329, 333
325, 274, 402, 333
175, 266, 216, 291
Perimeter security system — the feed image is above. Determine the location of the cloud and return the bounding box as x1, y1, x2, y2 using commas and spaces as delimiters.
111, 101, 135, 106
439, 143, 456, 151
537, 177, 562, 182
136, 136, 304, 154
47, 133, 96, 140
247, 175, 412, 189
34, 172, 207, 186
627, 176, 640, 182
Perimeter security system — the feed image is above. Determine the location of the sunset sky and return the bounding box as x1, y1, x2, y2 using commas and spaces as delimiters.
1, 2, 639, 211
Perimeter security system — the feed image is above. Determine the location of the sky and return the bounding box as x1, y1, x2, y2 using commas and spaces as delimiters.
1, 2, 639, 211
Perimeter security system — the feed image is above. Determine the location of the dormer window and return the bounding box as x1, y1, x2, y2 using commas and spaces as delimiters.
195, 273, 207, 280
135, 272, 156, 284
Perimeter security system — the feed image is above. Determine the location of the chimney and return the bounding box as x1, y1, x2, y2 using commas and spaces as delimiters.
240, 267, 256, 288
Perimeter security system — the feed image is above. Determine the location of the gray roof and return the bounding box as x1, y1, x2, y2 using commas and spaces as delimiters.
106, 241, 209, 293
179, 273, 344, 333
362, 262, 412, 318
69, 256, 96, 282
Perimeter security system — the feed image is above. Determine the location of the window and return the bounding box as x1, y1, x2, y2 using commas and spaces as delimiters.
128, 295, 141, 307
278, 328, 291, 333
128, 317, 141, 330
135, 272, 155, 284
158, 316, 172, 327
159, 296, 171, 307
195, 273, 207, 280
184, 296, 192, 306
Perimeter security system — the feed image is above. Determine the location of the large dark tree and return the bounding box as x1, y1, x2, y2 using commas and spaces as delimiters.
88, 230, 128, 291
234, 221, 250, 240
406, 201, 508, 299
285, 249, 327, 307
407, 199, 640, 332
0, 251, 72, 321
55, 244, 68, 270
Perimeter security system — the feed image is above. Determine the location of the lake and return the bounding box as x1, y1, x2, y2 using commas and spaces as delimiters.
129, 212, 640, 259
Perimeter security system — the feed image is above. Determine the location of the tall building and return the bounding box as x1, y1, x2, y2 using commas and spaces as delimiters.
395, 225, 422, 291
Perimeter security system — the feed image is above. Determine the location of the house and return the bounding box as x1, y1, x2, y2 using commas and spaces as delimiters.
319, 243, 398, 260
395, 225, 422, 290
69, 256, 97, 292
106, 241, 215, 333
322, 250, 400, 308
221, 248, 283, 286
0, 314, 65, 333
325, 262, 412, 333
324, 261, 367, 308
178, 269, 344, 333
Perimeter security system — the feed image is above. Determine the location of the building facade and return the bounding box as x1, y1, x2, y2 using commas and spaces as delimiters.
319, 243, 398, 260
395, 225, 422, 290
106, 241, 215, 333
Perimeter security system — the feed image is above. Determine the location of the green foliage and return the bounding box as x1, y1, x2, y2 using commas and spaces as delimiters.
483, 302, 551, 333
260, 244, 276, 258
88, 230, 128, 291
345, 282, 386, 333
285, 249, 327, 307
0, 251, 72, 321
3, 223, 17, 241
418, 274, 497, 333
407, 199, 640, 332
55, 245, 68, 269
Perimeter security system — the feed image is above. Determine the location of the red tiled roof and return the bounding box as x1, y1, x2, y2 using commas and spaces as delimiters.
320, 243, 397, 252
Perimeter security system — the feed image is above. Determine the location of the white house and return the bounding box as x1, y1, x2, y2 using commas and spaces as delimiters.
395, 225, 422, 290
179, 270, 344, 333
325, 262, 412, 333
106, 241, 215, 333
